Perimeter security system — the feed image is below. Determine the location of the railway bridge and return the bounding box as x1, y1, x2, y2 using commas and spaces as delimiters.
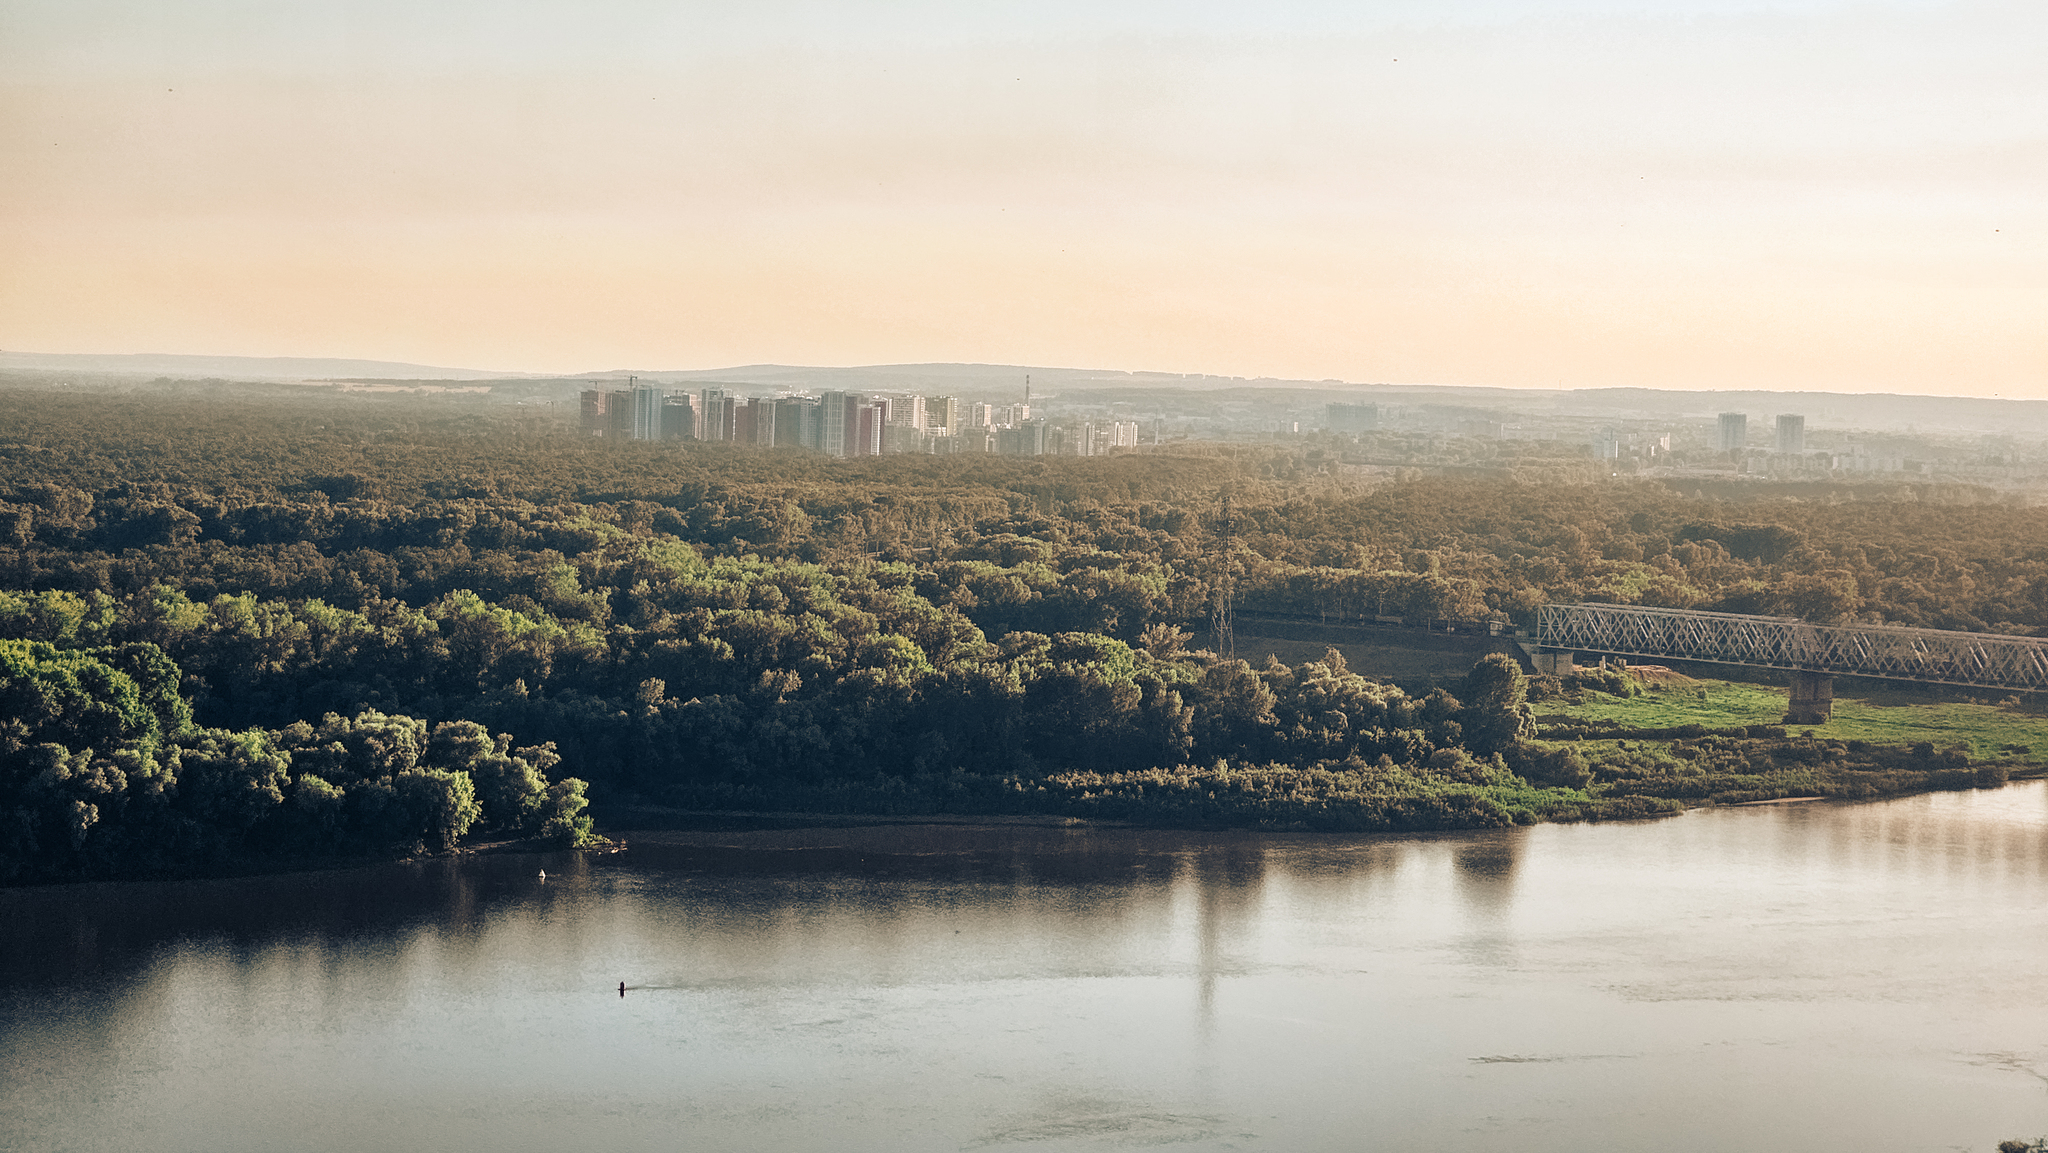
1534, 604, 2048, 723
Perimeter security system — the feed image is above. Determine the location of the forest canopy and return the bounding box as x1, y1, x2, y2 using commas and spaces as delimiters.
3, 386, 2043, 880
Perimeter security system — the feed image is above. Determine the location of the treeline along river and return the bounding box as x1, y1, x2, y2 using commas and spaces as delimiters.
8, 386, 2048, 881
5, 784, 2046, 1151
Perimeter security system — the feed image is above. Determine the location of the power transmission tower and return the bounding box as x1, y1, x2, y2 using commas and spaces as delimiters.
1210, 495, 1236, 657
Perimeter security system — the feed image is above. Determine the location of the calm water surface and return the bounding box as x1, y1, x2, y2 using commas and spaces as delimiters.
6, 784, 2048, 1152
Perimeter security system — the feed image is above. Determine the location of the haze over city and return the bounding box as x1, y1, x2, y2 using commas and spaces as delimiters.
4, 0, 2041, 395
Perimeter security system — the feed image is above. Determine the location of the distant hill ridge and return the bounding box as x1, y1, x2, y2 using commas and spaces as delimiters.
0, 350, 530, 381
5, 351, 2045, 435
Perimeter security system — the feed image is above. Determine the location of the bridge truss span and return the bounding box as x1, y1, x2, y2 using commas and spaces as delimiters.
1535, 603, 2048, 692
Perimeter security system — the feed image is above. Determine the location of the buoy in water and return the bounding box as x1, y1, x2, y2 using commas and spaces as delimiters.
538, 869, 547, 881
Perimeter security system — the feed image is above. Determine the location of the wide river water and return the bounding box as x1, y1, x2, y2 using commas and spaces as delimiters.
6, 784, 2048, 1152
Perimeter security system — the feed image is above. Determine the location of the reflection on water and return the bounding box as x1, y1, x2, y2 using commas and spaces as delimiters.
5, 785, 2048, 1152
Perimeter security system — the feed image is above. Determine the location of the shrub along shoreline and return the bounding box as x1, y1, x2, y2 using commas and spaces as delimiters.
8, 633, 2042, 885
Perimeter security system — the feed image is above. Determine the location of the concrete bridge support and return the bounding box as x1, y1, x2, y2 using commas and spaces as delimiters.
1785, 669, 1834, 725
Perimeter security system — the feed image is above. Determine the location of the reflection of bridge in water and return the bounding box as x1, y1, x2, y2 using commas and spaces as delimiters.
1535, 603, 2048, 723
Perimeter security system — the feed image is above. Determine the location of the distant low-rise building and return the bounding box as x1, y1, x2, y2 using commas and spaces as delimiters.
1326, 403, 1380, 433
884, 424, 928, 454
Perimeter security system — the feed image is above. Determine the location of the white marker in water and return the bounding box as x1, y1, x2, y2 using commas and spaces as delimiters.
538, 869, 547, 881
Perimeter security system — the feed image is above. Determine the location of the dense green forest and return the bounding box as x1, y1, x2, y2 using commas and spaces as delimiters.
4, 386, 2044, 881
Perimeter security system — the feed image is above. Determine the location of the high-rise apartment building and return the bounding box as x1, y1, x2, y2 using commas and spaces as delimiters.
888, 395, 926, 431
606, 391, 633, 440
631, 383, 665, 441
1717, 412, 1748, 452
698, 394, 737, 442
929, 396, 959, 433
661, 395, 697, 441
579, 389, 609, 436
820, 392, 860, 456
697, 388, 729, 441
1063, 420, 1143, 456
773, 398, 809, 449
854, 403, 883, 456
1776, 414, 1805, 453
997, 421, 1048, 456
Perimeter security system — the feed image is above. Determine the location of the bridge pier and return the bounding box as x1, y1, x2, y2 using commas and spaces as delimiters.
1785, 669, 1834, 725
1530, 650, 1574, 676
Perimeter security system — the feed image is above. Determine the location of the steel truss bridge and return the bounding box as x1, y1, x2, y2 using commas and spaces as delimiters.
1536, 603, 2048, 693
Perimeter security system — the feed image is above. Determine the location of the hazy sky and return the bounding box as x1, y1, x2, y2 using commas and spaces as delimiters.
2, 1, 2041, 393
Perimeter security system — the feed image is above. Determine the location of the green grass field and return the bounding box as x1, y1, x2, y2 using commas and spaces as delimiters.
1551, 677, 2048, 761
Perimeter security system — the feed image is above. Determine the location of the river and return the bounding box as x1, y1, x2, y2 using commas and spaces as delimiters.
5, 784, 2048, 1152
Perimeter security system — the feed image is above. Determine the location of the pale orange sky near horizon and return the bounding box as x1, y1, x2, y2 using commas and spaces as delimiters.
1, 1, 2041, 395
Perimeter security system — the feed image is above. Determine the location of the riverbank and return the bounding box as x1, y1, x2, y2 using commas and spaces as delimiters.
594, 677, 2048, 836
605, 746, 2047, 838
17, 670, 2040, 887
0, 833, 622, 889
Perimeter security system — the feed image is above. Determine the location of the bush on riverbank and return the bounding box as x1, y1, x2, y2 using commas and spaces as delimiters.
8, 630, 2035, 882
641, 756, 1683, 832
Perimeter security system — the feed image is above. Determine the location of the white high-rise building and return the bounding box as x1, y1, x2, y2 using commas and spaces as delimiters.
888, 395, 926, 430
698, 388, 729, 440
631, 383, 666, 441
820, 391, 861, 457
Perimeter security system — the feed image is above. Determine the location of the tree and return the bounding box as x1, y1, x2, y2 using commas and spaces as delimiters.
0, 640, 165, 753
539, 777, 596, 846
170, 728, 290, 829
1511, 743, 1591, 789
1462, 653, 1536, 756
394, 768, 481, 852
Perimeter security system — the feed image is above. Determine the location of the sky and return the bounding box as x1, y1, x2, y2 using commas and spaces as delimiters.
1, 0, 2041, 393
